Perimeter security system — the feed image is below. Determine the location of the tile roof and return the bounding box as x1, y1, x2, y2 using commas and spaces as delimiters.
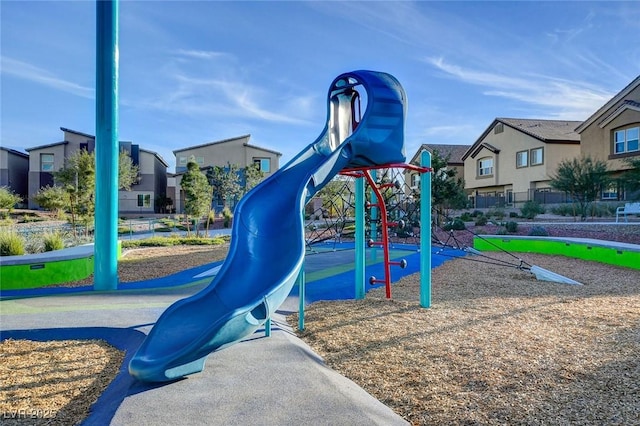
498, 118, 581, 142
411, 144, 471, 164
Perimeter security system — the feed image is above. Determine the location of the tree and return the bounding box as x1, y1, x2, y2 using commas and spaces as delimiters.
550, 155, 609, 220
32, 186, 69, 218
0, 187, 22, 218
43, 149, 139, 235
316, 177, 353, 219
620, 157, 640, 200
206, 163, 243, 210
181, 160, 212, 236
243, 163, 265, 195
54, 150, 95, 235
429, 150, 467, 225
118, 151, 140, 190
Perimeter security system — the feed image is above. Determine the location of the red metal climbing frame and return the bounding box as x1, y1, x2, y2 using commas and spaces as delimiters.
341, 163, 431, 298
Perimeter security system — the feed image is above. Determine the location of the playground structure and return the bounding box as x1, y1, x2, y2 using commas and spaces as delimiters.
129, 70, 433, 382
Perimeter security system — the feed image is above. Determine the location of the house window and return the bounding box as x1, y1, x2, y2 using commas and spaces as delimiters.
478, 157, 493, 177
530, 147, 544, 166
195, 156, 205, 166
516, 150, 528, 168
601, 184, 618, 200
253, 158, 271, 173
411, 173, 420, 188
40, 154, 54, 172
494, 123, 504, 134
178, 156, 187, 166
614, 127, 639, 154
137, 194, 151, 207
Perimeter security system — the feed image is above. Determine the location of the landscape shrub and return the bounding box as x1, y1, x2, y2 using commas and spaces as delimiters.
550, 204, 574, 216
520, 200, 545, 219
459, 212, 472, 221
528, 226, 549, 236
43, 232, 65, 252
509, 212, 519, 218
475, 216, 488, 226
443, 218, 466, 231
221, 206, 233, 228
488, 208, 505, 219
495, 227, 508, 235
0, 230, 25, 256
505, 221, 518, 233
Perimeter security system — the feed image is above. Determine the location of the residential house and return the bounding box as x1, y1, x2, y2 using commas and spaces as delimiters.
173, 134, 282, 213
26, 127, 168, 213
0, 147, 29, 205
406, 143, 470, 191
575, 75, 640, 200
461, 118, 582, 208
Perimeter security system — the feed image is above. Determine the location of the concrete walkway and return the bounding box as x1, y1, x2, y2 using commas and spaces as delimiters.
1, 262, 408, 425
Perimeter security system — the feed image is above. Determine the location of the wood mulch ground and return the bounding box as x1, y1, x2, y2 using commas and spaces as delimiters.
290, 253, 640, 425
2, 237, 639, 425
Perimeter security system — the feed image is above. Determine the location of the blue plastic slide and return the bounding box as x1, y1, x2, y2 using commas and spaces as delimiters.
129, 70, 407, 382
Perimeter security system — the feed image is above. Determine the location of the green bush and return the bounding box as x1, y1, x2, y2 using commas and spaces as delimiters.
488, 208, 505, 219
459, 212, 472, 221
0, 230, 25, 256
472, 210, 484, 217
495, 227, 508, 235
474, 216, 488, 226
520, 200, 545, 219
43, 232, 65, 252
505, 221, 518, 233
221, 206, 233, 228
550, 204, 574, 216
528, 226, 549, 236
509, 212, 519, 218
121, 235, 229, 249
443, 218, 466, 231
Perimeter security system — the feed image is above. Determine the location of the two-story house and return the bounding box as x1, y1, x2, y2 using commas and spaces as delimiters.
575, 75, 640, 200
172, 134, 281, 213
0, 147, 29, 205
26, 127, 168, 213
462, 118, 582, 208
406, 143, 470, 192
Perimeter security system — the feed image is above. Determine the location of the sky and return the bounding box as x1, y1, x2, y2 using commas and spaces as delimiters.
2, 1, 640, 172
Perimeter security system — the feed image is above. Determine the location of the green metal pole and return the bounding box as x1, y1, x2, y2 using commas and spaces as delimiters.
355, 176, 365, 299
420, 151, 432, 308
94, 0, 119, 291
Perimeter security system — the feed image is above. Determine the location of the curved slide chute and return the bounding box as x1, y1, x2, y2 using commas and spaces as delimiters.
129, 70, 407, 382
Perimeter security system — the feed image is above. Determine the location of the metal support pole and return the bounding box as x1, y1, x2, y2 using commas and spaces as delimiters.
297, 267, 306, 331
94, 0, 119, 291
369, 169, 378, 261
264, 318, 271, 337
355, 175, 365, 299
420, 151, 432, 308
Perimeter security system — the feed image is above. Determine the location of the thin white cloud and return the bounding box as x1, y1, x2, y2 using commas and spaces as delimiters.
426, 57, 614, 120
136, 73, 311, 125
0, 56, 94, 99
173, 49, 229, 60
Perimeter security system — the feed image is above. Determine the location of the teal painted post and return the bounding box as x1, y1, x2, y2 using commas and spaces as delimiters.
369, 170, 378, 261
420, 151, 432, 308
297, 266, 306, 331
94, 0, 119, 291
265, 318, 271, 337
355, 175, 365, 299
